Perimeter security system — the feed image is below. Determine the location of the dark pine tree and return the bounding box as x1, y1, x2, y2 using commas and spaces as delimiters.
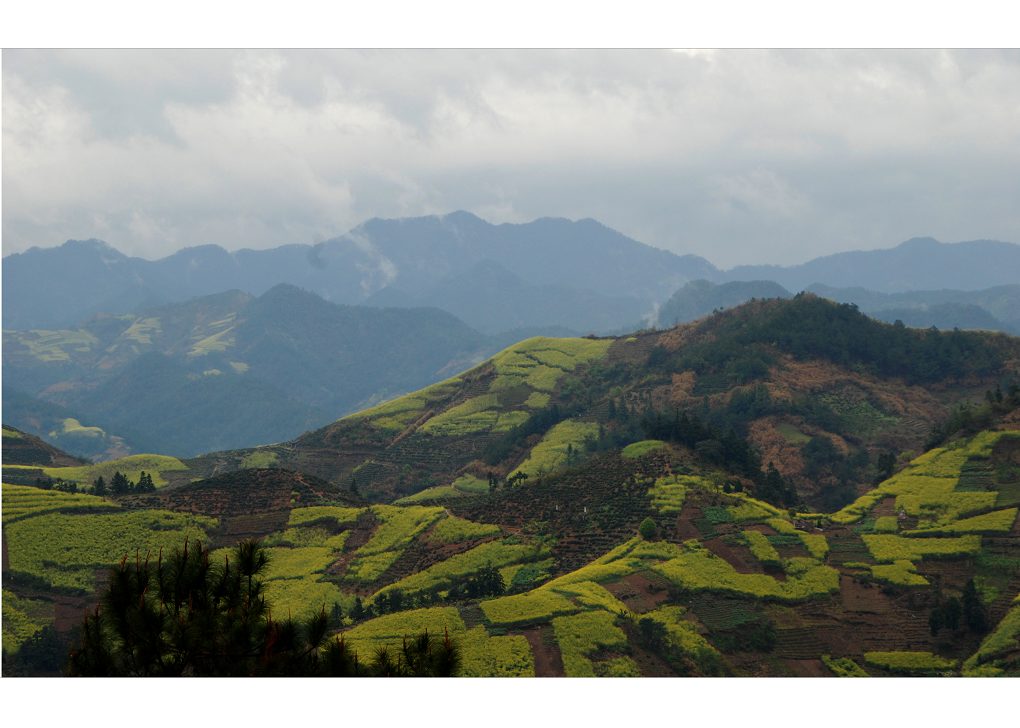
110, 471, 130, 495
68, 538, 459, 676
137, 472, 156, 492
962, 579, 988, 634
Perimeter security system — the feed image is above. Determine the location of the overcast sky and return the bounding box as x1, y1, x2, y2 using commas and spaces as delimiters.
3, 49, 1020, 267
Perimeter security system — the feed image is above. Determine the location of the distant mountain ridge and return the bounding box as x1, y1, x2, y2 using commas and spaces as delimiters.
365, 259, 648, 334
8, 213, 1016, 332
657, 280, 1020, 334
724, 237, 1020, 293
657, 280, 792, 327
1, 212, 714, 332
3, 285, 496, 458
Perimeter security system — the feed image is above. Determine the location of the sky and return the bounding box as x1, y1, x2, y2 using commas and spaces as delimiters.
4, 48, 1020, 268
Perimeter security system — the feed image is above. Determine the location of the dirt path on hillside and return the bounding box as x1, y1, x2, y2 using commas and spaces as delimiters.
522, 625, 565, 677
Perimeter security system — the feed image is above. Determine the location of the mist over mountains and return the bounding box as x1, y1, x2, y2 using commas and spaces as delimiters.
6, 212, 1018, 334
658, 280, 1020, 334
723, 237, 1020, 293
2, 212, 713, 333
5, 218, 1020, 680
3, 285, 497, 457
4, 211, 1019, 459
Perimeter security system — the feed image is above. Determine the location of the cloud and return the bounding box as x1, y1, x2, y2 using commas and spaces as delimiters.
3, 49, 1020, 267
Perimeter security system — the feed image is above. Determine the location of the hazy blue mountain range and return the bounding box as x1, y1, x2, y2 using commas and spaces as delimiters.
365, 259, 647, 333
723, 237, 1020, 293
807, 284, 1020, 332
2, 285, 499, 458
1, 212, 713, 332
6, 213, 1017, 459
9, 212, 1015, 333
657, 280, 1020, 334
864, 303, 1007, 331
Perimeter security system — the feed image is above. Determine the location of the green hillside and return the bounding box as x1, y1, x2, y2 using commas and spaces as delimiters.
325, 429, 1020, 676
4, 296, 1020, 676
189, 295, 1020, 509
10, 427, 1016, 675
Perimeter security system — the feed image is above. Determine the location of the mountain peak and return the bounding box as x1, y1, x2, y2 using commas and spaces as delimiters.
258, 282, 318, 302
441, 210, 486, 225
60, 238, 125, 256
895, 237, 942, 251
164, 243, 232, 260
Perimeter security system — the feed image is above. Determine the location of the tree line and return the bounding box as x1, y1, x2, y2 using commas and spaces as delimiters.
637, 407, 798, 507
659, 294, 1007, 387
92, 471, 157, 496
926, 382, 1020, 449
31, 470, 157, 496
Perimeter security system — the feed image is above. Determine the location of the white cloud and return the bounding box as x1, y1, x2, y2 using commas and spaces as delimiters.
709, 169, 810, 220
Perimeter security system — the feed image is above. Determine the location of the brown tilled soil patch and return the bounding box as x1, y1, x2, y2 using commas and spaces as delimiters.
603, 571, 670, 614
781, 658, 829, 677
217, 511, 290, 546
325, 512, 379, 585
871, 497, 897, 517
703, 537, 757, 574
774, 542, 812, 561
139, 468, 344, 519
840, 574, 891, 614
828, 577, 938, 652
723, 651, 787, 676
521, 624, 565, 677
673, 504, 703, 541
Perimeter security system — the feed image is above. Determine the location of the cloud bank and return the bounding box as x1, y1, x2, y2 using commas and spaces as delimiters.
4, 49, 1019, 267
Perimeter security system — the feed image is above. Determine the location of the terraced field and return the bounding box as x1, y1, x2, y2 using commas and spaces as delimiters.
3, 453, 190, 489
511, 419, 599, 478
2, 589, 53, 654
340, 337, 612, 441
4, 494, 217, 591
5, 428, 1020, 676
2, 482, 119, 523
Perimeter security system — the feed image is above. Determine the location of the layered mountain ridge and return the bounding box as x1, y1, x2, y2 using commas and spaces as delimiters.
6, 212, 1019, 333
3, 284, 497, 458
